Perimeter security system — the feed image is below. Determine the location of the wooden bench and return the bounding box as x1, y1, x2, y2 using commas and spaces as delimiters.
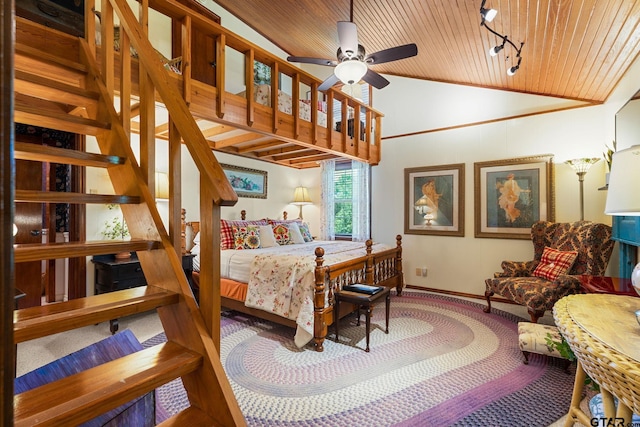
334, 284, 390, 352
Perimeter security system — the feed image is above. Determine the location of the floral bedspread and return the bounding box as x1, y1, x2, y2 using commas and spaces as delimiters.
244, 241, 391, 347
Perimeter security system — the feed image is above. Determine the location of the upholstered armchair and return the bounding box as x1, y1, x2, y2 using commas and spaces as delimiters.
484, 221, 614, 323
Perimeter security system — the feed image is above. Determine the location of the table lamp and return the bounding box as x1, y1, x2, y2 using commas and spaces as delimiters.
604, 145, 640, 295
291, 186, 312, 219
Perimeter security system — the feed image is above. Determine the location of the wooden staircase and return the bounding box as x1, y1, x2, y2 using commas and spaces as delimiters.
10, 0, 244, 424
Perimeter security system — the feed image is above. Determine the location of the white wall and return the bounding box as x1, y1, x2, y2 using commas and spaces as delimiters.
370, 55, 640, 295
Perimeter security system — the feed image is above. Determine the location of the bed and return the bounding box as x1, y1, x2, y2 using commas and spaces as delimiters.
184, 210, 403, 352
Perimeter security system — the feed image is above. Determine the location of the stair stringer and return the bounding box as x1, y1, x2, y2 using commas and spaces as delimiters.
77, 25, 246, 427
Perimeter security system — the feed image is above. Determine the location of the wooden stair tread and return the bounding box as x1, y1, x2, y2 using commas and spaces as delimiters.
15, 141, 125, 167
14, 341, 202, 427
15, 69, 99, 109
15, 96, 110, 135
14, 285, 178, 343
156, 406, 220, 426
14, 239, 161, 263
14, 42, 88, 74
15, 190, 141, 205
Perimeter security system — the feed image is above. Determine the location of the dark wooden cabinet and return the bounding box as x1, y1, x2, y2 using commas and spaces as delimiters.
92, 253, 195, 333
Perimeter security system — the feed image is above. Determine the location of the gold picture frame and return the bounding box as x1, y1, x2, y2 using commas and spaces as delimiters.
221, 164, 268, 199
474, 154, 554, 239
404, 163, 465, 236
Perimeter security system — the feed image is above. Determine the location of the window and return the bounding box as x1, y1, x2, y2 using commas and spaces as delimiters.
320, 160, 370, 241
334, 162, 354, 237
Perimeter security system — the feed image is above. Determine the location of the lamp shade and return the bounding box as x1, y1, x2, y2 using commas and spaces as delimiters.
292, 186, 312, 205
605, 145, 640, 215
155, 172, 170, 200
334, 61, 367, 86
565, 157, 600, 174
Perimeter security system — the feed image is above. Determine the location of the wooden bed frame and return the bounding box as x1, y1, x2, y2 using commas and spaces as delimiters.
183, 210, 404, 351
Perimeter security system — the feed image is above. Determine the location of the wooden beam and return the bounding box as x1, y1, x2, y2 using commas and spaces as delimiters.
213, 132, 263, 148
245, 49, 255, 127
215, 33, 225, 119
235, 139, 284, 153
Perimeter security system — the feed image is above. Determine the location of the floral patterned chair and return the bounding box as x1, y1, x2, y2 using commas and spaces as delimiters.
484, 221, 614, 323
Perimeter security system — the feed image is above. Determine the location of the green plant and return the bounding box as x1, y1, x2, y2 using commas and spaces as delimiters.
546, 332, 600, 392
603, 140, 617, 172
101, 205, 129, 240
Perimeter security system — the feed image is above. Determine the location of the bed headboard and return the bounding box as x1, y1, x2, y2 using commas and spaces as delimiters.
181, 209, 289, 252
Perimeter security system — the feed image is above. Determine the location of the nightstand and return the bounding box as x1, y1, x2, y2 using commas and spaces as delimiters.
92, 253, 196, 333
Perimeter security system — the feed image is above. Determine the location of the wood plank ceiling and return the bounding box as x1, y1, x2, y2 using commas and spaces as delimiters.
213, 0, 640, 104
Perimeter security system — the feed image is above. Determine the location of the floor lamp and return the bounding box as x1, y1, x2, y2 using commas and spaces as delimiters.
604, 145, 640, 295
565, 157, 600, 220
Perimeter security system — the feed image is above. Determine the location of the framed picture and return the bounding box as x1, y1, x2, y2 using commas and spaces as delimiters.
221, 164, 268, 199
474, 154, 554, 239
404, 164, 465, 236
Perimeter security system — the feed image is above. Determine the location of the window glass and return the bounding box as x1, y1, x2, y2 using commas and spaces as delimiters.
334, 162, 353, 236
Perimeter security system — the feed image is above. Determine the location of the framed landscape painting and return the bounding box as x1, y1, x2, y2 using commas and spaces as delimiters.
221, 164, 268, 199
404, 163, 465, 236
474, 154, 554, 239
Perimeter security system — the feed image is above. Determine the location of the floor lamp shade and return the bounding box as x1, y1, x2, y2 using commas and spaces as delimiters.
605, 145, 640, 216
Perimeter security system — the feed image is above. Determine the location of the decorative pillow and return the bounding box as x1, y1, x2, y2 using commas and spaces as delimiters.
232, 225, 261, 250
259, 225, 278, 248
298, 222, 313, 242
288, 222, 305, 244
272, 224, 293, 245
193, 231, 201, 245
220, 219, 268, 249
532, 247, 578, 281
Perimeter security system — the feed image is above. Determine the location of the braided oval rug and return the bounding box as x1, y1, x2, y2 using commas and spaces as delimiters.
144, 292, 575, 426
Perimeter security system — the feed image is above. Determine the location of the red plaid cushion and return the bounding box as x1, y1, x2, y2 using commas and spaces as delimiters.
532, 246, 578, 281
221, 219, 268, 249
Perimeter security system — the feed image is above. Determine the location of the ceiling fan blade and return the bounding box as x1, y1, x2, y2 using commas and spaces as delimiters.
365, 43, 418, 65
287, 56, 337, 67
362, 69, 390, 89
318, 73, 341, 92
337, 21, 358, 57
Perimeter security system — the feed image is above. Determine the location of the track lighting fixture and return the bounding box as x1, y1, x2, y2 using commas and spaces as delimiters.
480, 0, 524, 76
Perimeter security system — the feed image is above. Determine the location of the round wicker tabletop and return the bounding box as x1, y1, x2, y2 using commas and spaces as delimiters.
554, 294, 640, 426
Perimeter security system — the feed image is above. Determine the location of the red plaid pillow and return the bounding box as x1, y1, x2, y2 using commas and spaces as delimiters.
220, 219, 268, 249
532, 246, 578, 281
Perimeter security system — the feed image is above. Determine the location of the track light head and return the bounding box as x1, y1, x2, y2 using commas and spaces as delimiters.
480, 7, 497, 22
489, 44, 503, 56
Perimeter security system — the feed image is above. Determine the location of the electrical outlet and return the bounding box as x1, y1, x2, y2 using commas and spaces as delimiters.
415, 268, 421, 276
421, 267, 428, 277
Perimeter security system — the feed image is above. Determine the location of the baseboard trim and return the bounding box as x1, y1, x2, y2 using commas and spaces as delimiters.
404, 285, 519, 306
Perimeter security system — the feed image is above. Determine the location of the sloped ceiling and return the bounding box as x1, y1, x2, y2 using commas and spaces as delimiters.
213, 0, 640, 104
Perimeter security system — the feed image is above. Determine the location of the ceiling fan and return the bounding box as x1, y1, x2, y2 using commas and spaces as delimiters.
286, 0, 418, 92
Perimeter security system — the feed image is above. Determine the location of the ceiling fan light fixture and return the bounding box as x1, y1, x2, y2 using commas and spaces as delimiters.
334, 60, 368, 85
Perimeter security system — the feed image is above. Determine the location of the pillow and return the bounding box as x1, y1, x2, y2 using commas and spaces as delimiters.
288, 222, 305, 244
272, 223, 293, 245
259, 225, 278, 248
220, 219, 268, 249
532, 247, 578, 281
193, 231, 201, 245
232, 225, 261, 250
298, 222, 313, 242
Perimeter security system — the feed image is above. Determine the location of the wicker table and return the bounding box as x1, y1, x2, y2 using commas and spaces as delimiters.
554, 294, 640, 427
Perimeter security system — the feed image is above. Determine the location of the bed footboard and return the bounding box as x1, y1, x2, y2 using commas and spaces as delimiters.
312, 235, 403, 351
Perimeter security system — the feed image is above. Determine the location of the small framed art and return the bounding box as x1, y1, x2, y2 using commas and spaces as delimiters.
221, 164, 268, 199
404, 163, 465, 236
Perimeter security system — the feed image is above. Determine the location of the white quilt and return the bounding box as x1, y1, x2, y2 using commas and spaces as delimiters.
242, 241, 391, 348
